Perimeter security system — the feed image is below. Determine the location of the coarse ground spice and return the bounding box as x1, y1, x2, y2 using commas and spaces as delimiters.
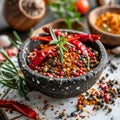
96, 12, 120, 34
77, 78, 120, 113
27, 44, 99, 78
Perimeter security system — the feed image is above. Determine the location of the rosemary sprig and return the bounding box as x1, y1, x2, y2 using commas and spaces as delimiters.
49, 26, 74, 63
0, 49, 29, 100
0, 31, 31, 100
9, 31, 22, 49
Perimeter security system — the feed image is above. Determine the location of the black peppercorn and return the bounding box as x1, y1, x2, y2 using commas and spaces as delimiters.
71, 112, 75, 117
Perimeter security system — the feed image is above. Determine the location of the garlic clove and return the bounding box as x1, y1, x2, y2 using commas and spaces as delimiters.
0, 35, 11, 48
112, 46, 120, 54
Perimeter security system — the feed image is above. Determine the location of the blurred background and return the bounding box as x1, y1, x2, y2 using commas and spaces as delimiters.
0, 0, 119, 31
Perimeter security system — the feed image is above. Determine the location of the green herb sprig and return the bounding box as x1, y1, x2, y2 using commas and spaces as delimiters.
49, 26, 74, 63
49, 0, 83, 29
0, 31, 32, 100
0, 49, 29, 100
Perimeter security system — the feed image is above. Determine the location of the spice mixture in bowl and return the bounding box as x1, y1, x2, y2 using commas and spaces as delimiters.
18, 27, 107, 98
88, 5, 120, 46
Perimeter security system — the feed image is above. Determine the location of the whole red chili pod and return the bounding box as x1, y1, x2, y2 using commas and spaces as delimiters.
31, 36, 52, 42
0, 100, 38, 120
43, 27, 64, 37
29, 45, 55, 70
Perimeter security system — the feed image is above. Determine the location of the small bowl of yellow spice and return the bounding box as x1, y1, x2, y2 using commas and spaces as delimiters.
88, 5, 120, 47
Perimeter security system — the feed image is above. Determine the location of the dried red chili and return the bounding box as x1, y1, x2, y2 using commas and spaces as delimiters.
29, 45, 55, 70
43, 27, 64, 37
31, 36, 52, 42
43, 27, 100, 42
72, 33, 100, 42
69, 39, 94, 58
0, 100, 38, 120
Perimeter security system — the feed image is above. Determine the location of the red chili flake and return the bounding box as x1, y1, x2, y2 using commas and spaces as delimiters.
75, 56, 79, 60
45, 73, 50, 76
92, 107, 95, 111
104, 94, 109, 104
100, 90, 104, 95
78, 69, 84, 74
56, 62, 61, 66
73, 61, 77, 65
51, 105, 54, 108
38, 96, 41, 99
60, 71, 64, 76
54, 75, 59, 78
104, 85, 109, 90
74, 114, 78, 118
99, 84, 103, 89
71, 47, 76, 52
75, 72, 79, 77
78, 99, 82, 105
33, 48, 37, 52
80, 115, 85, 119
44, 100, 48, 104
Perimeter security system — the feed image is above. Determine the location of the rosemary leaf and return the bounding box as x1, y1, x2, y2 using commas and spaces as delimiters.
66, 42, 75, 47
0, 80, 17, 89
1, 66, 16, 74
49, 26, 57, 41
63, 47, 68, 52
9, 38, 18, 48
0, 49, 29, 100
60, 48, 64, 64
13, 31, 22, 43
49, 40, 58, 44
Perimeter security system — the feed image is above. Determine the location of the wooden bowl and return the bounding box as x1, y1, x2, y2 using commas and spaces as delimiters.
32, 18, 85, 36
88, 5, 120, 47
3, 0, 46, 31
18, 29, 107, 98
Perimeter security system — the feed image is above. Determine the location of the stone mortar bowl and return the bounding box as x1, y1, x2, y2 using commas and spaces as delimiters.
18, 29, 107, 98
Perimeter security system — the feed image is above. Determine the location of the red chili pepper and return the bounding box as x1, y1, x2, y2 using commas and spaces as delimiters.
71, 33, 100, 42
67, 36, 80, 42
43, 27, 100, 42
69, 39, 94, 58
29, 46, 55, 70
43, 27, 64, 37
31, 36, 52, 42
0, 100, 38, 120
